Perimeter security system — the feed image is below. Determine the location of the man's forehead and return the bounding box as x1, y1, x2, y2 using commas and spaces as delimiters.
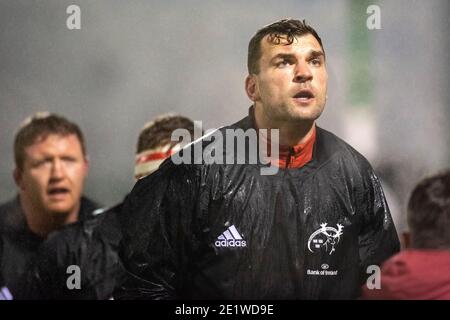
261, 33, 323, 54
33, 133, 79, 144
25, 133, 82, 154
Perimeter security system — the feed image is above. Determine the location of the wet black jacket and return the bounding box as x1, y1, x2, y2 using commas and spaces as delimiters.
14, 203, 124, 300
0, 196, 100, 299
117, 112, 400, 300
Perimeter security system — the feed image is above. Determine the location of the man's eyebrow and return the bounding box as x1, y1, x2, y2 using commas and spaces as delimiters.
309, 50, 325, 59
270, 53, 296, 62
270, 50, 325, 62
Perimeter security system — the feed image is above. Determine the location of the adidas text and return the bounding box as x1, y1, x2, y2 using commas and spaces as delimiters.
215, 239, 247, 247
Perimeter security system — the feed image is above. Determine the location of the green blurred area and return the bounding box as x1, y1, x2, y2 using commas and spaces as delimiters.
347, 0, 376, 108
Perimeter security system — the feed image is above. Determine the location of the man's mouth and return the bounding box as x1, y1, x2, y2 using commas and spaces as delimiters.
47, 187, 70, 197
293, 89, 315, 102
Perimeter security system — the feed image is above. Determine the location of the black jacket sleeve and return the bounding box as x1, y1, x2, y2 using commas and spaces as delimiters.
15, 210, 123, 300
115, 160, 201, 300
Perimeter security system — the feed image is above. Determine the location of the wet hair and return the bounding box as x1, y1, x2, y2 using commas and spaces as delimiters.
407, 170, 450, 249
136, 114, 196, 153
247, 18, 325, 74
14, 112, 86, 170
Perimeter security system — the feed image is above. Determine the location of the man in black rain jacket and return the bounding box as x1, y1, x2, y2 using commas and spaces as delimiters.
117, 19, 400, 300
0, 113, 101, 299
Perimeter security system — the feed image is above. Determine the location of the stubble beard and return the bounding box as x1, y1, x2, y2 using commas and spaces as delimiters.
265, 102, 324, 127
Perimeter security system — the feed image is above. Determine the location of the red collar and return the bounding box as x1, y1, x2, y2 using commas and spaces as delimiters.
257, 124, 316, 169
250, 106, 316, 169
277, 125, 316, 168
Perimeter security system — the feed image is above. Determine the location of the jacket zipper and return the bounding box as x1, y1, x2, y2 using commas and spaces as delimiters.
285, 147, 294, 168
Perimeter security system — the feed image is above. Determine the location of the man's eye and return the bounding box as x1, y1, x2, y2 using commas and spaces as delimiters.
310, 59, 322, 67
276, 60, 290, 68
33, 159, 51, 168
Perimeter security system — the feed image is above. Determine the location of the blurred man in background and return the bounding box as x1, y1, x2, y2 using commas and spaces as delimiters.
16, 114, 196, 299
363, 170, 450, 299
0, 112, 100, 298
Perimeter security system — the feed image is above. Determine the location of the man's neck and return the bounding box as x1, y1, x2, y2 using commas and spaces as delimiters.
254, 104, 316, 147
19, 195, 79, 238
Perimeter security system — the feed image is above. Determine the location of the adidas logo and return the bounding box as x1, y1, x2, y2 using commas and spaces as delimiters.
214, 225, 247, 248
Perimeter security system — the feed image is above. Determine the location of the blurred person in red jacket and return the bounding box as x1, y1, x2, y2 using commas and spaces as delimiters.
362, 170, 450, 300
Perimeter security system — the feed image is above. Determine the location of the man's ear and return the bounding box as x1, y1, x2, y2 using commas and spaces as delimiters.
245, 75, 259, 102
13, 167, 24, 190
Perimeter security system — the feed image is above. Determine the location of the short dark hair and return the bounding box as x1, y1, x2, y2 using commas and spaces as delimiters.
14, 112, 86, 170
136, 114, 195, 154
247, 18, 325, 74
407, 170, 450, 249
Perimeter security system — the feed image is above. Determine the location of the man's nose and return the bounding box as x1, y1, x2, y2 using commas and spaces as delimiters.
50, 159, 65, 180
293, 61, 313, 83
